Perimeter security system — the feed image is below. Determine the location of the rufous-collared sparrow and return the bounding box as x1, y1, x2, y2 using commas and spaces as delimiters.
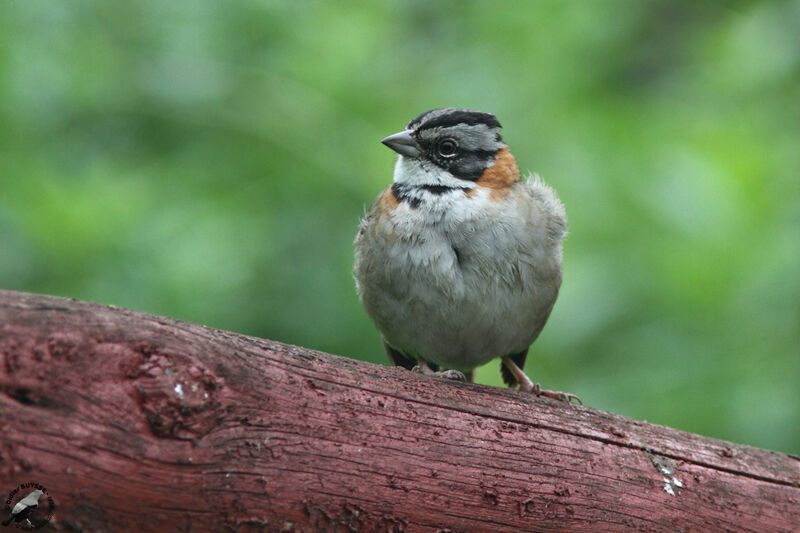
354, 108, 579, 403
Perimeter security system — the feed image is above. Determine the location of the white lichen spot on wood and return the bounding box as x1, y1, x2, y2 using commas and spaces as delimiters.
663, 476, 684, 496
649, 452, 683, 496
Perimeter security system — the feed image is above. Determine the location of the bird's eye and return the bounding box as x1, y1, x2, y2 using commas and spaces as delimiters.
437, 139, 458, 157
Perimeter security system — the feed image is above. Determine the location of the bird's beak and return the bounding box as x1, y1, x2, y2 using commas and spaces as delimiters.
381, 129, 422, 158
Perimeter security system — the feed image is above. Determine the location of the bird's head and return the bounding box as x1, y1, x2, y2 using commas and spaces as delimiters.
382, 108, 518, 190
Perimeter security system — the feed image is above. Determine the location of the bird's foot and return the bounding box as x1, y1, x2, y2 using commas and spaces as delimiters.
411, 364, 467, 382
521, 381, 582, 404
502, 355, 582, 404
435, 369, 468, 381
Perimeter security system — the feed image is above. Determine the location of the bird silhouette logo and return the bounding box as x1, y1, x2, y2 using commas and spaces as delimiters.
2, 483, 54, 530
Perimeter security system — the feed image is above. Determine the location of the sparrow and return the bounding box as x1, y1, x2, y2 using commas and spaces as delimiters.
354, 108, 579, 403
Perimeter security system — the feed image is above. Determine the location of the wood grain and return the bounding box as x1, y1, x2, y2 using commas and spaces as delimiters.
1, 289, 798, 532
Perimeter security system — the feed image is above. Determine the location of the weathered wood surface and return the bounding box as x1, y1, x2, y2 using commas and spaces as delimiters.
0, 289, 798, 532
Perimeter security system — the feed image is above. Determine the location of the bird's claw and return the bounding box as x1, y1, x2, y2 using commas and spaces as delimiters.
436, 369, 467, 381
411, 365, 467, 382
524, 382, 582, 405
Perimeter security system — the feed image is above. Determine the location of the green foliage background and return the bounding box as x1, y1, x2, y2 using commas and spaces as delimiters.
1, 1, 798, 453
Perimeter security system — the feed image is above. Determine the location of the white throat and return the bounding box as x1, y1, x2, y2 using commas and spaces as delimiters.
393, 156, 477, 189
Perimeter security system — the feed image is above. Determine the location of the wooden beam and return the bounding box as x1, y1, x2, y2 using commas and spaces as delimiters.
1, 290, 798, 532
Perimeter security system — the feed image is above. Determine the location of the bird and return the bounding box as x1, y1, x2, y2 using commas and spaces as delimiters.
354, 108, 579, 403
2, 489, 43, 526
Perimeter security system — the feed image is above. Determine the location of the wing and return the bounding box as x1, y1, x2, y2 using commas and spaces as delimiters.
383, 340, 418, 371
499, 177, 566, 387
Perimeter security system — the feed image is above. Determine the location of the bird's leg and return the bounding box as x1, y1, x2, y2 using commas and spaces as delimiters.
411, 361, 467, 382
501, 356, 581, 404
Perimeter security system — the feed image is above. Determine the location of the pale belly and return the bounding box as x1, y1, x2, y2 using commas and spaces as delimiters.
358, 230, 559, 372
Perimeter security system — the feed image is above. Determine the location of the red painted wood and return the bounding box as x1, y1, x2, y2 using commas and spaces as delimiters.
1, 289, 798, 532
